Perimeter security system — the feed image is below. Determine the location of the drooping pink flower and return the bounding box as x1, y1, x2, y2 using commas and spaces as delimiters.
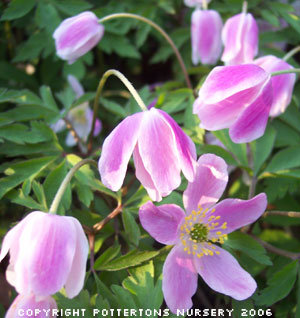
254, 55, 296, 117
98, 108, 197, 201
53, 11, 104, 64
0, 211, 88, 298
139, 154, 267, 313
191, 9, 223, 65
221, 12, 258, 65
5, 294, 57, 318
51, 75, 102, 148
193, 64, 273, 143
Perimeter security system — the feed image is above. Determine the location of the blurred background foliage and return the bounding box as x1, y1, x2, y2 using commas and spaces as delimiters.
1, 0, 300, 317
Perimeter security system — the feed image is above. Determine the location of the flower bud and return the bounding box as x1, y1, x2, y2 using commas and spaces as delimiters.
221, 13, 258, 65
254, 55, 296, 117
191, 9, 223, 65
53, 11, 104, 64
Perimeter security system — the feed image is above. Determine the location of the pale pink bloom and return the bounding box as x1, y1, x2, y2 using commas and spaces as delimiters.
254, 55, 296, 117
6, 294, 57, 318
191, 9, 223, 65
98, 108, 197, 201
53, 11, 104, 64
221, 12, 258, 65
139, 154, 267, 313
0, 212, 88, 298
51, 75, 101, 148
184, 0, 211, 8
193, 64, 273, 143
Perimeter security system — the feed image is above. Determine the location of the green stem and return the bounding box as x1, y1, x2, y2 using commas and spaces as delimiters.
242, 1, 248, 14
88, 69, 147, 152
283, 45, 300, 62
49, 159, 98, 214
98, 13, 193, 91
271, 68, 300, 77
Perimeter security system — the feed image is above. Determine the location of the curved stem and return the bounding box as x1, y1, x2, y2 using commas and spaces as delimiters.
283, 45, 300, 61
242, 1, 248, 14
98, 13, 193, 91
271, 68, 300, 77
93, 202, 122, 232
88, 69, 147, 152
49, 159, 98, 214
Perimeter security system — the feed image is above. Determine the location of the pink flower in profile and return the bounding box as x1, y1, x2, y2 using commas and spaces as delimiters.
193, 64, 273, 143
5, 294, 57, 318
98, 108, 197, 201
139, 154, 267, 313
51, 75, 101, 149
221, 12, 258, 65
254, 55, 296, 117
53, 11, 104, 64
0, 212, 88, 298
191, 9, 223, 65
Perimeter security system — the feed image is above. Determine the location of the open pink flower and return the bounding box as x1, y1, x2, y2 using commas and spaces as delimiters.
221, 12, 258, 65
0, 212, 88, 298
191, 9, 223, 65
98, 108, 196, 201
5, 294, 57, 318
254, 55, 296, 117
139, 154, 267, 313
53, 11, 104, 64
193, 64, 273, 143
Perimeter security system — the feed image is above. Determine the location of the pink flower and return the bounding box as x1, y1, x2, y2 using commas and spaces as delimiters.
191, 9, 223, 65
98, 108, 197, 201
5, 294, 57, 318
221, 12, 258, 65
193, 64, 273, 143
51, 75, 102, 148
53, 11, 104, 64
254, 55, 296, 117
139, 154, 267, 313
0, 212, 88, 298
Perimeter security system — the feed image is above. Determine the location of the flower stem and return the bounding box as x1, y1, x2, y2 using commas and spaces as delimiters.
242, 1, 248, 14
98, 13, 193, 91
88, 69, 147, 152
49, 159, 98, 214
202, 0, 208, 10
264, 210, 300, 218
271, 68, 300, 77
93, 202, 123, 232
283, 45, 300, 62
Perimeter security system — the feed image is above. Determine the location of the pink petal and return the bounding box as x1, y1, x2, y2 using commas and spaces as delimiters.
15, 213, 77, 295
183, 154, 228, 213
163, 245, 198, 313
208, 193, 267, 236
138, 108, 182, 194
222, 13, 258, 65
157, 109, 196, 182
139, 201, 186, 245
5, 294, 57, 318
67, 75, 84, 98
133, 146, 163, 201
229, 80, 272, 143
254, 55, 296, 117
194, 245, 257, 300
65, 217, 89, 298
53, 11, 104, 63
98, 112, 143, 191
191, 9, 223, 65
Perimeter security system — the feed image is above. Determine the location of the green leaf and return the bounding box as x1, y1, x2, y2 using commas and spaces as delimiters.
32, 180, 48, 210
6, 189, 44, 210
265, 146, 300, 172
296, 268, 300, 317
94, 242, 121, 270
232, 299, 254, 318
35, 2, 60, 34
51, 0, 92, 15
1, 0, 36, 20
110, 285, 138, 310
122, 209, 141, 246
161, 88, 193, 114
213, 130, 248, 166
251, 125, 276, 176
40, 86, 59, 111
260, 9, 280, 27
101, 98, 128, 118
0, 156, 56, 199
96, 250, 160, 271
75, 183, 93, 207
225, 232, 272, 266
256, 261, 298, 306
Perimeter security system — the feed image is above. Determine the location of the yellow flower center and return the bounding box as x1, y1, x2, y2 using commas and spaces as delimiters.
180, 206, 228, 258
